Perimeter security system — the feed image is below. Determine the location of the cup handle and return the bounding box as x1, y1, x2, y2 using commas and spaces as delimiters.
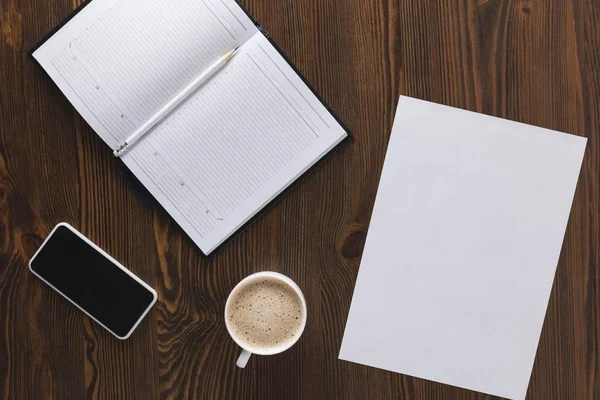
236, 349, 252, 368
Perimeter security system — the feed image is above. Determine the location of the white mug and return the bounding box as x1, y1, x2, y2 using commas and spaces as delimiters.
225, 271, 307, 368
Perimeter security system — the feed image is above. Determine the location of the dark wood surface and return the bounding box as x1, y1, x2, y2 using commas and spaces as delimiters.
1, 0, 598, 398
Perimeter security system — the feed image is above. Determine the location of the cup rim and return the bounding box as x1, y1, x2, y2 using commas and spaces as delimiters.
224, 271, 307, 356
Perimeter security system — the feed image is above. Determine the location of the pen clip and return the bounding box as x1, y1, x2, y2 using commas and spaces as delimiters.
113, 142, 127, 157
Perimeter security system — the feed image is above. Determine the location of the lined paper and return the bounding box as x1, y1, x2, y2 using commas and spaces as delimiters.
123, 33, 347, 253
33, 0, 348, 255
33, 0, 257, 148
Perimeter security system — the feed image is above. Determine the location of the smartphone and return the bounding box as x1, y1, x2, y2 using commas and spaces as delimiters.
29, 223, 157, 339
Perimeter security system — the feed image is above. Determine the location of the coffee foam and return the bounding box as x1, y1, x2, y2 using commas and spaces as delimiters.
227, 277, 304, 351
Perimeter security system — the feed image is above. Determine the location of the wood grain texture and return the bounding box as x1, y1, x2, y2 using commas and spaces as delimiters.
1, 0, 598, 398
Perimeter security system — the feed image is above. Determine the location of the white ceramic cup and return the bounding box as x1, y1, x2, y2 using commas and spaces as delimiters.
225, 271, 307, 368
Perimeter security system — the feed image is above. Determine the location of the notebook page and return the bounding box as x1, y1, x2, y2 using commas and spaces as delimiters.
33, 0, 257, 149
122, 32, 348, 254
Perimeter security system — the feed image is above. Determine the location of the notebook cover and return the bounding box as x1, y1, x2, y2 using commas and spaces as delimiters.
30, 0, 352, 257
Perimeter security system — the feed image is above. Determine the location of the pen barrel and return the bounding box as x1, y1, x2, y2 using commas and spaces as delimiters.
115, 55, 228, 156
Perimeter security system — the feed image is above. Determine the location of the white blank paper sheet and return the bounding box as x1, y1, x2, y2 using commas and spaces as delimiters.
339, 96, 586, 400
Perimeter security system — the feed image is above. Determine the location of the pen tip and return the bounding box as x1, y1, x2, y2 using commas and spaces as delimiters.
225, 46, 240, 62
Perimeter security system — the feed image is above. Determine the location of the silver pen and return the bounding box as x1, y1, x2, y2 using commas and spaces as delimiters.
113, 46, 240, 157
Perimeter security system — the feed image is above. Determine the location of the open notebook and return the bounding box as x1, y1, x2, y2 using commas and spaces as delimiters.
32, 0, 349, 255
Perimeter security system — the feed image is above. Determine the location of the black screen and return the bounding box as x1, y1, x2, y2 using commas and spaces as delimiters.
30, 225, 155, 338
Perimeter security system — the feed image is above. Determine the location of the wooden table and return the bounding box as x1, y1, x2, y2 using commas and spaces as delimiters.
1, 0, 598, 398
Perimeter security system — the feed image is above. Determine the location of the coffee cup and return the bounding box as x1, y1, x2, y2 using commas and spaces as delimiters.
225, 271, 307, 368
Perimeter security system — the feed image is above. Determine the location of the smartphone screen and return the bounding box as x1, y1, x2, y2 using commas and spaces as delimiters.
29, 224, 156, 339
